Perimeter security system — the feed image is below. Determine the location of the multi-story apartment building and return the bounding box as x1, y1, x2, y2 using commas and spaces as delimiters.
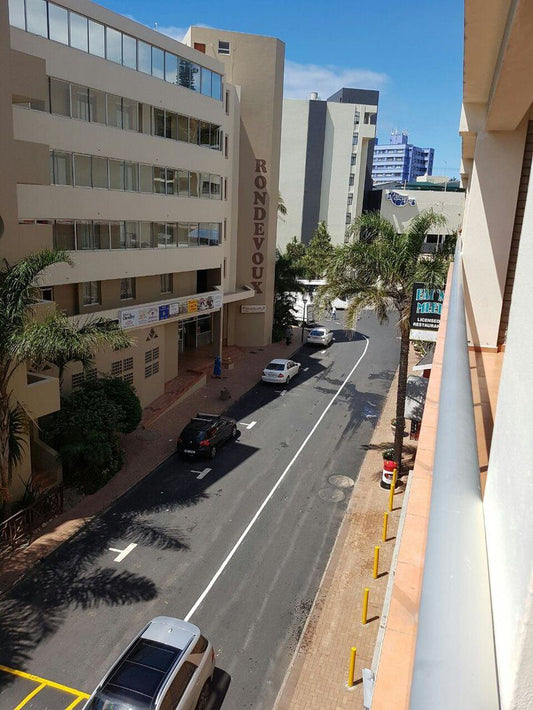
1, 0, 284, 498
277, 88, 378, 249
372, 129, 434, 185
371, 1, 533, 708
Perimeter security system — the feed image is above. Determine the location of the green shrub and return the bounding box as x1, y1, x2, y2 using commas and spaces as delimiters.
82, 376, 142, 433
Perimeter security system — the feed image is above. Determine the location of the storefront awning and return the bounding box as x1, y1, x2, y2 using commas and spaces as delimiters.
405, 375, 429, 420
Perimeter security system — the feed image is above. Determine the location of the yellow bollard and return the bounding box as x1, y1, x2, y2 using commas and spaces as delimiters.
373, 545, 380, 579
348, 646, 357, 687
362, 587, 369, 624
388, 467, 397, 512
382, 512, 389, 542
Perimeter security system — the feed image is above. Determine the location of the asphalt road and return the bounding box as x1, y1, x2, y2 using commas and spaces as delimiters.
0, 311, 399, 710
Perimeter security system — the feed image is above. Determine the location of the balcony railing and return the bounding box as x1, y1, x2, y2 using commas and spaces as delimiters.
409, 243, 499, 708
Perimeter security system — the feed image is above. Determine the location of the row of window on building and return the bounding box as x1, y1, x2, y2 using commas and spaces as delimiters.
48, 219, 222, 251
49, 150, 224, 199
8, 0, 223, 99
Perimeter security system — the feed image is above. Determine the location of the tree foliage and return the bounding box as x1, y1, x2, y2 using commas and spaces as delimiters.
320, 209, 450, 467
82, 376, 142, 434
0, 248, 132, 499
272, 248, 306, 341
304, 222, 334, 279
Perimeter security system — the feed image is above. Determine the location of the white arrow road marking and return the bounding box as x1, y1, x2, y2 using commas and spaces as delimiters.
108, 543, 137, 562
239, 421, 256, 430
192, 467, 212, 480
303, 367, 309, 372
321, 350, 327, 354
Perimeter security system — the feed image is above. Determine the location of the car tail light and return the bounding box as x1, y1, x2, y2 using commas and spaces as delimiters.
278, 373, 284, 378
199, 439, 210, 447
211, 648, 215, 663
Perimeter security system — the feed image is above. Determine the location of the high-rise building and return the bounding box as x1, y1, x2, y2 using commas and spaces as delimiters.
372, 130, 434, 185
1, 0, 283, 499
277, 88, 379, 249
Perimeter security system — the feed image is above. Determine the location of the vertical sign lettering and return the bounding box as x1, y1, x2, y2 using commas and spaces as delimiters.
251, 159, 267, 294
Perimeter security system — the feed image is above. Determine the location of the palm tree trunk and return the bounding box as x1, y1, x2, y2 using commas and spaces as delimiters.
394, 324, 411, 471
0, 383, 11, 502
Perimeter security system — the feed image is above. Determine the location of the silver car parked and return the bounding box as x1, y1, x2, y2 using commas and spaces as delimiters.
84, 617, 215, 710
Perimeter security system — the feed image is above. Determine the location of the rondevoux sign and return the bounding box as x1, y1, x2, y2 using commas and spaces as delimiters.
119, 291, 222, 330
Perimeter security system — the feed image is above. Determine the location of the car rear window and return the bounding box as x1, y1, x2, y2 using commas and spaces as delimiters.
266, 362, 284, 370
310, 330, 324, 336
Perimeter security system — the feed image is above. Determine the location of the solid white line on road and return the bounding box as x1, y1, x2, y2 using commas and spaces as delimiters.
184, 334, 370, 622
239, 421, 257, 430
303, 367, 309, 372
321, 350, 327, 354
192, 467, 212, 480
108, 543, 137, 562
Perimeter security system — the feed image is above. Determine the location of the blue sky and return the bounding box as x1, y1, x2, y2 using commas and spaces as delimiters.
99, 0, 464, 177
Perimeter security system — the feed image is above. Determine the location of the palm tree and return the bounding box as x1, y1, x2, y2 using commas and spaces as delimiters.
321, 210, 450, 468
0, 249, 132, 500
277, 192, 287, 216
272, 248, 306, 341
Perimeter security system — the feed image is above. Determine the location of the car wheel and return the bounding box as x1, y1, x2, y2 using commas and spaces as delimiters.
210, 446, 217, 459
195, 680, 211, 710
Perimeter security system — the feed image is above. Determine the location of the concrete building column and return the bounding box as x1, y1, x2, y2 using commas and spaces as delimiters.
462, 120, 527, 348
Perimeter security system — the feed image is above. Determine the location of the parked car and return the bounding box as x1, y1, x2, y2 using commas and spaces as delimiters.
84, 616, 215, 710
262, 358, 301, 384
177, 413, 237, 459
306, 327, 334, 347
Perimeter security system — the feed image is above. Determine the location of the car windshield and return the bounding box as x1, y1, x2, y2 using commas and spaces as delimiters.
265, 362, 284, 371
310, 330, 325, 336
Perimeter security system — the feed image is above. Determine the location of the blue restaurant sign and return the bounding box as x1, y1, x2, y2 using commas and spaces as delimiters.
409, 282, 444, 341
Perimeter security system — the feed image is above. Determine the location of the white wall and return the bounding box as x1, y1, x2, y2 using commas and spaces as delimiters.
483, 166, 533, 710
380, 188, 465, 234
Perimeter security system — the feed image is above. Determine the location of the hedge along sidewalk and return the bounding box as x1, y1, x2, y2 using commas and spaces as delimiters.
0, 338, 299, 596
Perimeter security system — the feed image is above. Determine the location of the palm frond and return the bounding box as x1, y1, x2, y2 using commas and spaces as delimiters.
8, 404, 27, 470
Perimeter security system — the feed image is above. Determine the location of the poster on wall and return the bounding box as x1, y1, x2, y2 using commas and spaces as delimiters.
119, 291, 222, 330
409, 282, 445, 342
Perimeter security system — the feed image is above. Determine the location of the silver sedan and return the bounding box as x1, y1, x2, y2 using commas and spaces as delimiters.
262, 358, 301, 384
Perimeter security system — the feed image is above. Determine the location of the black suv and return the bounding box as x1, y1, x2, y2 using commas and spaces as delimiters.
177, 413, 237, 459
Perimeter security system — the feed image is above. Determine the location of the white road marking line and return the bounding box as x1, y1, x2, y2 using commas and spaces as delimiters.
108, 543, 137, 562
303, 367, 309, 372
184, 334, 370, 622
280, 390, 287, 397
321, 350, 327, 354
192, 467, 212, 480
239, 421, 257, 430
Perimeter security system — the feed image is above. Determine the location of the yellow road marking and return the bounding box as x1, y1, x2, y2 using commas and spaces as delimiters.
13, 682, 46, 710
64, 696, 88, 710
0, 664, 89, 703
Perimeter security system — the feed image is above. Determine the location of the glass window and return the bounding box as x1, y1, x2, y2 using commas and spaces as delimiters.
89, 88, 106, 124
178, 170, 189, 196
153, 167, 166, 194
153, 222, 168, 248
82, 281, 100, 306
124, 222, 138, 248
140, 222, 153, 247
92, 156, 108, 188
48, 4, 69, 44
189, 171, 199, 197
69, 12, 88, 51
50, 78, 71, 117
168, 662, 196, 705
122, 34, 137, 69
74, 154, 91, 187
165, 169, 177, 195
199, 122, 211, 147
166, 111, 177, 139
52, 151, 73, 185
77, 221, 95, 249
178, 115, 189, 142
120, 278, 135, 300
188, 222, 199, 247
53, 221, 75, 250
178, 223, 188, 247
190, 64, 200, 92
124, 162, 138, 191
177, 58, 192, 89
71, 84, 90, 121
138, 41, 151, 74
200, 173, 211, 198
139, 165, 153, 193
107, 94, 122, 128
109, 160, 124, 190
166, 223, 177, 248
152, 47, 164, 79
106, 27, 122, 64
88, 20, 105, 57
218, 41, 230, 55
198, 224, 209, 246
189, 118, 199, 145
200, 68, 212, 96
110, 222, 123, 249
93, 222, 109, 248
8, 0, 26, 30
212, 73, 222, 101
153, 108, 165, 137
165, 53, 178, 84
211, 126, 221, 150
26, 0, 47, 37
160, 274, 173, 293
122, 98, 138, 130
210, 175, 221, 199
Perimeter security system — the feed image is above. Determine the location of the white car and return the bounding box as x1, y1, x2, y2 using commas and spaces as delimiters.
262, 358, 301, 384
306, 327, 334, 347
84, 617, 215, 710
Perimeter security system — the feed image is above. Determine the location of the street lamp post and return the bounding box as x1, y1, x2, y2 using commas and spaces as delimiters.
301, 294, 308, 343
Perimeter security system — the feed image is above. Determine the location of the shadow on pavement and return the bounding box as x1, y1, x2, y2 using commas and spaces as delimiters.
207, 667, 231, 709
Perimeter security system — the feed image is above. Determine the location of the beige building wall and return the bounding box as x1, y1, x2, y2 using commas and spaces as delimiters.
379, 186, 465, 236
185, 28, 285, 345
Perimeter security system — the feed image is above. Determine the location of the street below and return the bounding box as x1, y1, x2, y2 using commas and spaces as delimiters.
0, 311, 399, 710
